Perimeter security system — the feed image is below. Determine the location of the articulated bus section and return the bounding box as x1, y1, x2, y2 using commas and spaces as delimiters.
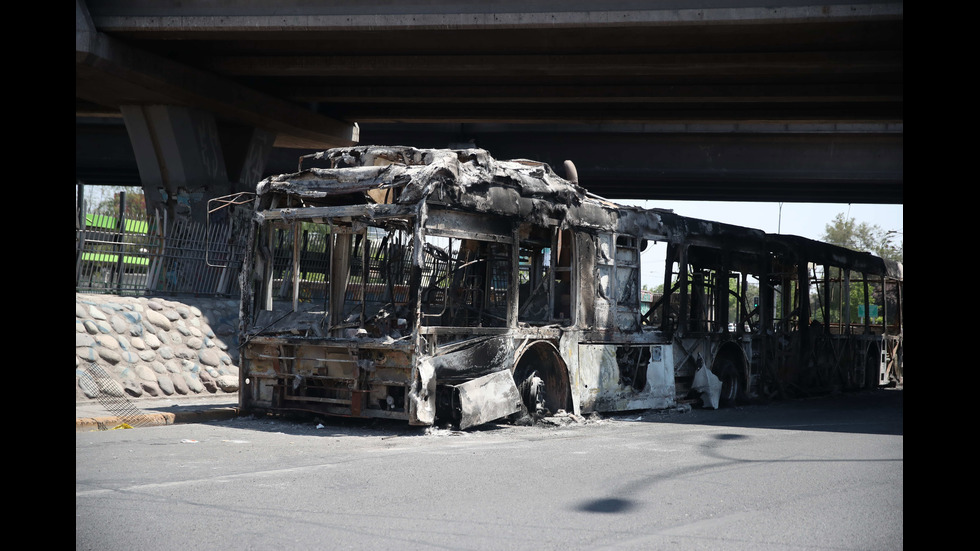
237, 146, 903, 428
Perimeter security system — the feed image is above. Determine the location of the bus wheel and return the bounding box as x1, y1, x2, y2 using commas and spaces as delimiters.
512, 345, 570, 419
516, 371, 546, 417
715, 357, 741, 408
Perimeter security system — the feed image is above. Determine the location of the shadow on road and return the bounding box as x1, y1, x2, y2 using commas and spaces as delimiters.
214, 387, 902, 439
623, 387, 903, 437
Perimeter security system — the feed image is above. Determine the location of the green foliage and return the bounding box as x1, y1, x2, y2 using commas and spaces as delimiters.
93, 186, 147, 220
821, 213, 902, 263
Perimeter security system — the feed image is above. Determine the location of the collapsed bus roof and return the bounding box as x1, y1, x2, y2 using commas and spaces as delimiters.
257, 145, 901, 279
258, 145, 633, 231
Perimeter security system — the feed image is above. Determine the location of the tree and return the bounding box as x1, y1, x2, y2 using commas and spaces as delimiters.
821, 213, 902, 263
93, 186, 147, 220
816, 214, 901, 327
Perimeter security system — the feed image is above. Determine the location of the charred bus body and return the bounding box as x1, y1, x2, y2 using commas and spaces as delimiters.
238, 146, 903, 428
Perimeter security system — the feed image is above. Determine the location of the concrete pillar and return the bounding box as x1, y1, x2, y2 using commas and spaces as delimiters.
121, 105, 274, 225
219, 122, 276, 195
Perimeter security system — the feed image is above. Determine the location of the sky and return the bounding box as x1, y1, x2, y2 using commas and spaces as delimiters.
618, 199, 903, 243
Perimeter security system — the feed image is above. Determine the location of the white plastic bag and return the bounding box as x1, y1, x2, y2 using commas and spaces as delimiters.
692, 366, 722, 409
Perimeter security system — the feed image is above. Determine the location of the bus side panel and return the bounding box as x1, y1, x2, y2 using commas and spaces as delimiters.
576, 344, 675, 414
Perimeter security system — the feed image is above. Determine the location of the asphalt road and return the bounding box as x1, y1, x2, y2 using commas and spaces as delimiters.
76, 388, 902, 551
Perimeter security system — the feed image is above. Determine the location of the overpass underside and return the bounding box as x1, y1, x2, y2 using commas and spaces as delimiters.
75, 1, 903, 217
77, 120, 902, 204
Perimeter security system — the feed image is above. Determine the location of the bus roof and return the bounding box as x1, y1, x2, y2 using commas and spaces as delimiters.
258, 145, 901, 279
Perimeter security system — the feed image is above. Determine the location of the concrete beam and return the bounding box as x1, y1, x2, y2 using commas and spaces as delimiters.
121, 105, 232, 223
76, 0, 358, 149
120, 106, 277, 224
353, 123, 903, 204
76, 119, 903, 204
87, 2, 903, 32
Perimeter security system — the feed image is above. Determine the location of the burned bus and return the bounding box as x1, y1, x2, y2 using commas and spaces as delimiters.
237, 146, 903, 428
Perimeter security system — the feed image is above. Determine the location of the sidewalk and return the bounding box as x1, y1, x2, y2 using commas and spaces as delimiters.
76, 394, 240, 432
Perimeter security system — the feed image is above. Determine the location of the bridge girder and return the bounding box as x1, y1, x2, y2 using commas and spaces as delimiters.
76, 1, 903, 209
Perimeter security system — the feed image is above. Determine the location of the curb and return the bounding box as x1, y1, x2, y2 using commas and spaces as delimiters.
76, 406, 240, 432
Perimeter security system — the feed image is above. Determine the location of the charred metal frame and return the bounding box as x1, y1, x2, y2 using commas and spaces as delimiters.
238, 146, 903, 428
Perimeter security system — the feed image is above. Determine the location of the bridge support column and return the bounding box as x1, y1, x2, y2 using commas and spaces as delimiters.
121, 105, 274, 225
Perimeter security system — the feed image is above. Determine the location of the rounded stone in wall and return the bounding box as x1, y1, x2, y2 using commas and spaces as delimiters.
135, 364, 157, 382
110, 315, 129, 334
97, 347, 122, 365
140, 380, 160, 397
144, 333, 162, 349
116, 333, 130, 348
146, 309, 172, 331
198, 369, 218, 392
199, 349, 221, 367
78, 347, 98, 362
123, 311, 142, 324
87, 305, 107, 321
96, 377, 125, 397
170, 372, 190, 394
94, 334, 119, 350
123, 379, 143, 397
77, 370, 99, 399
165, 359, 182, 373
216, 375, 239, 392
156, 373, 175, 395
183, 372, 205, 393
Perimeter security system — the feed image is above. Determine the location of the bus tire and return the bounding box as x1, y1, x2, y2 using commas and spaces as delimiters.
512, 343, 570, 419
714, 357, 741, 408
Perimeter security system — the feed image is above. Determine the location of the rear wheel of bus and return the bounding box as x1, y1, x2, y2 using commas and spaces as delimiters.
512, 342, 571, 420
713, 356, 742, 408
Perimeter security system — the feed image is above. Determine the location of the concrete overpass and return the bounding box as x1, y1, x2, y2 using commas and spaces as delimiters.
76, 1, 903, 222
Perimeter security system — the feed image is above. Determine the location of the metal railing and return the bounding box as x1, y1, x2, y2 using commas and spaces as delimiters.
75, 194, 250, 297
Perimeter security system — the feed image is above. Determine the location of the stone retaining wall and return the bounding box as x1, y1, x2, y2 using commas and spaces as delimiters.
75, 293, 241, 401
